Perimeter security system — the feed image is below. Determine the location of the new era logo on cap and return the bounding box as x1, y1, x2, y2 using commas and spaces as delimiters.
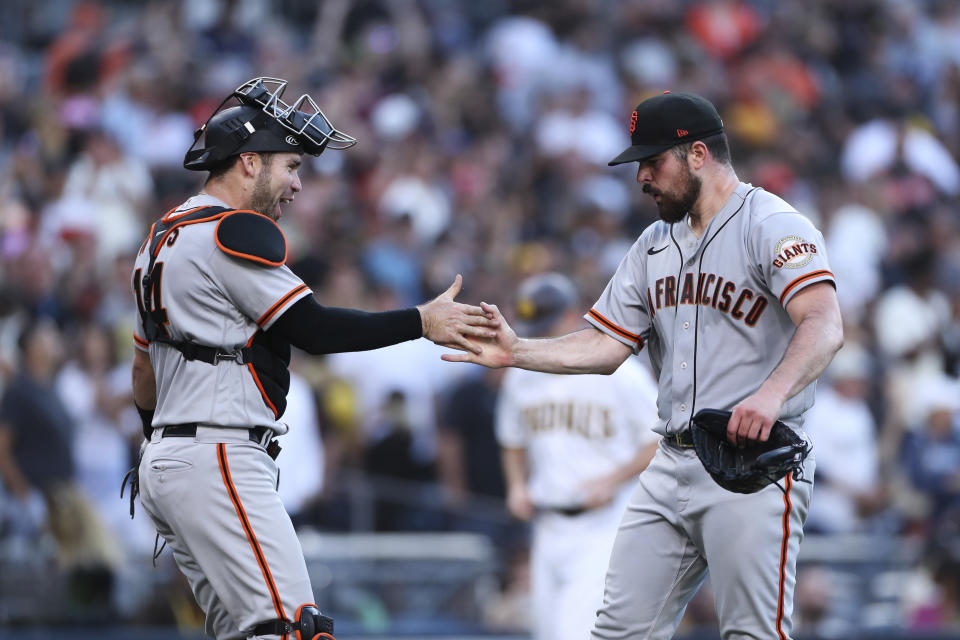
609, 92, 724, 166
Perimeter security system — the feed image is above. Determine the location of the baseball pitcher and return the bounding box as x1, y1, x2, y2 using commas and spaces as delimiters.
445, 91, 843, 639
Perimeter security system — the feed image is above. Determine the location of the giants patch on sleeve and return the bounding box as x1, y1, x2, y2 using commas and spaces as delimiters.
772, 236, 817, 269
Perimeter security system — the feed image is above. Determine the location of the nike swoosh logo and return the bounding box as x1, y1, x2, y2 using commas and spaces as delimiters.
647, 245, 668, 255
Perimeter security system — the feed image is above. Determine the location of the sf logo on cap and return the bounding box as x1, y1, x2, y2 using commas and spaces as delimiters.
285, 135, 299, 145
629, 111, 638, 135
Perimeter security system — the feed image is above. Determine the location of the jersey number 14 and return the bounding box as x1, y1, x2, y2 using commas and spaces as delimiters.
133, 264, 171, 339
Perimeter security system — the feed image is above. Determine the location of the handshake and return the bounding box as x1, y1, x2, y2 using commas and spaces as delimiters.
416, 274, 517, 368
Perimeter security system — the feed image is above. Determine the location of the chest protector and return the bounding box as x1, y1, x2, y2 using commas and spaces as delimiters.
137, 205, 291, 418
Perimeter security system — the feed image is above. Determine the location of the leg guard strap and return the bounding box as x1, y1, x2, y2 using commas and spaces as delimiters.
250, 604, 334, 639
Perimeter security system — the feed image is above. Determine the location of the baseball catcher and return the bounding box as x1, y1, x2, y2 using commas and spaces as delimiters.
690, 408, 812, 494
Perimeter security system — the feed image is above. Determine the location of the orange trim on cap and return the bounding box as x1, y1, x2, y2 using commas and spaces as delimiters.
779, 270, 833, 305
217, 444, 287, 637
214, 211, 288, 267
775, 474, 793, 640
587, 308, 644, 346
257, 284, 309, 328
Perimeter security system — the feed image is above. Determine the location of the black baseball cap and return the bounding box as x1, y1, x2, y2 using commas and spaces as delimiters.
514, 273, 580, 337
608, 91, 724, 166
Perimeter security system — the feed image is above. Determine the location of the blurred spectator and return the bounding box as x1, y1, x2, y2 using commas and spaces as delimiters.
362, 219, 424, 307
57, 128, 152, 266
907, 512, 960, 633
685, 0, 763, 61
841, 117, 960, 197
54, 322, 153, 555
375, 152, 452, 248
874, 249, 953, 459
437, 365, 506, 508
533, 86, 630, 167
485, 14, 558, 132
276, 366, 326, 523
901, 373, 960, 524
824, 199, 887, 325
0, 320, 120, 572
804, 342, 887, 534
326, 286, 466, 469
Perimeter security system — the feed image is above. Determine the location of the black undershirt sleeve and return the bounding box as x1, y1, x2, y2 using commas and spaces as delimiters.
268, 295, 423, 355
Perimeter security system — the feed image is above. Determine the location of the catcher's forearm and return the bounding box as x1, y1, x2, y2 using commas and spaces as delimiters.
270, 296, 421, 354
512, 327, 631, 375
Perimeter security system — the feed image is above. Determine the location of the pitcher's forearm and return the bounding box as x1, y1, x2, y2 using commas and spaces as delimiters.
512, 328, 632, 375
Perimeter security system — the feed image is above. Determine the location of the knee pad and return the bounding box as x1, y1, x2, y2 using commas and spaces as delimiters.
250, 604, 334, 639
293, 604, 334, 640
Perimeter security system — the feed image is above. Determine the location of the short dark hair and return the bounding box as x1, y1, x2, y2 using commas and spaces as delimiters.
205, 156, 239, 184
204, 152, 277, 185
670, 132, 731, 166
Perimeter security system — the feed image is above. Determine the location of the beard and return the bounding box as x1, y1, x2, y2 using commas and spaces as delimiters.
643, 165, 702, 224
248, 162, 279, 219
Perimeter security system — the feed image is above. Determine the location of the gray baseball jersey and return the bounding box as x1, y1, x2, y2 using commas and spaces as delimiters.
583, 182, 832, 640
133, 194, 311, 432
586, 182, 834, 434
133, 194, 318, 639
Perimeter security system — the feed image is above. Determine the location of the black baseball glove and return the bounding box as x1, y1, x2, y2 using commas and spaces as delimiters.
690, 408, 812, 494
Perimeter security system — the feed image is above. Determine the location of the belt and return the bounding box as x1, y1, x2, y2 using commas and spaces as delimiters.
665, 430, 696, 448
539, 505, 588, 517
161, 424, 271, 444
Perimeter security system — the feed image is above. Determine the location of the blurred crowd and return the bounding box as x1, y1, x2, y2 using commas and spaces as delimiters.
1, 0, 960, 636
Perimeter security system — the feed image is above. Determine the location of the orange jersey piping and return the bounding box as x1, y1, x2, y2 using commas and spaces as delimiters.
778, 270, 833, 305
256, 284, 309, 328
587, 308, 644, 346
243, 332, 280, 419
217, 444, 288, 637
775, 474, 793, 640
152, 211, 233, 257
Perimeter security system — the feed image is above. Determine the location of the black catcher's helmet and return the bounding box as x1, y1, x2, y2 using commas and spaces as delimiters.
184, 77, 357, 171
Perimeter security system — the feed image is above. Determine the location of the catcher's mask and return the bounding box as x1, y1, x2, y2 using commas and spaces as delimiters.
184, 77, 357, 171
